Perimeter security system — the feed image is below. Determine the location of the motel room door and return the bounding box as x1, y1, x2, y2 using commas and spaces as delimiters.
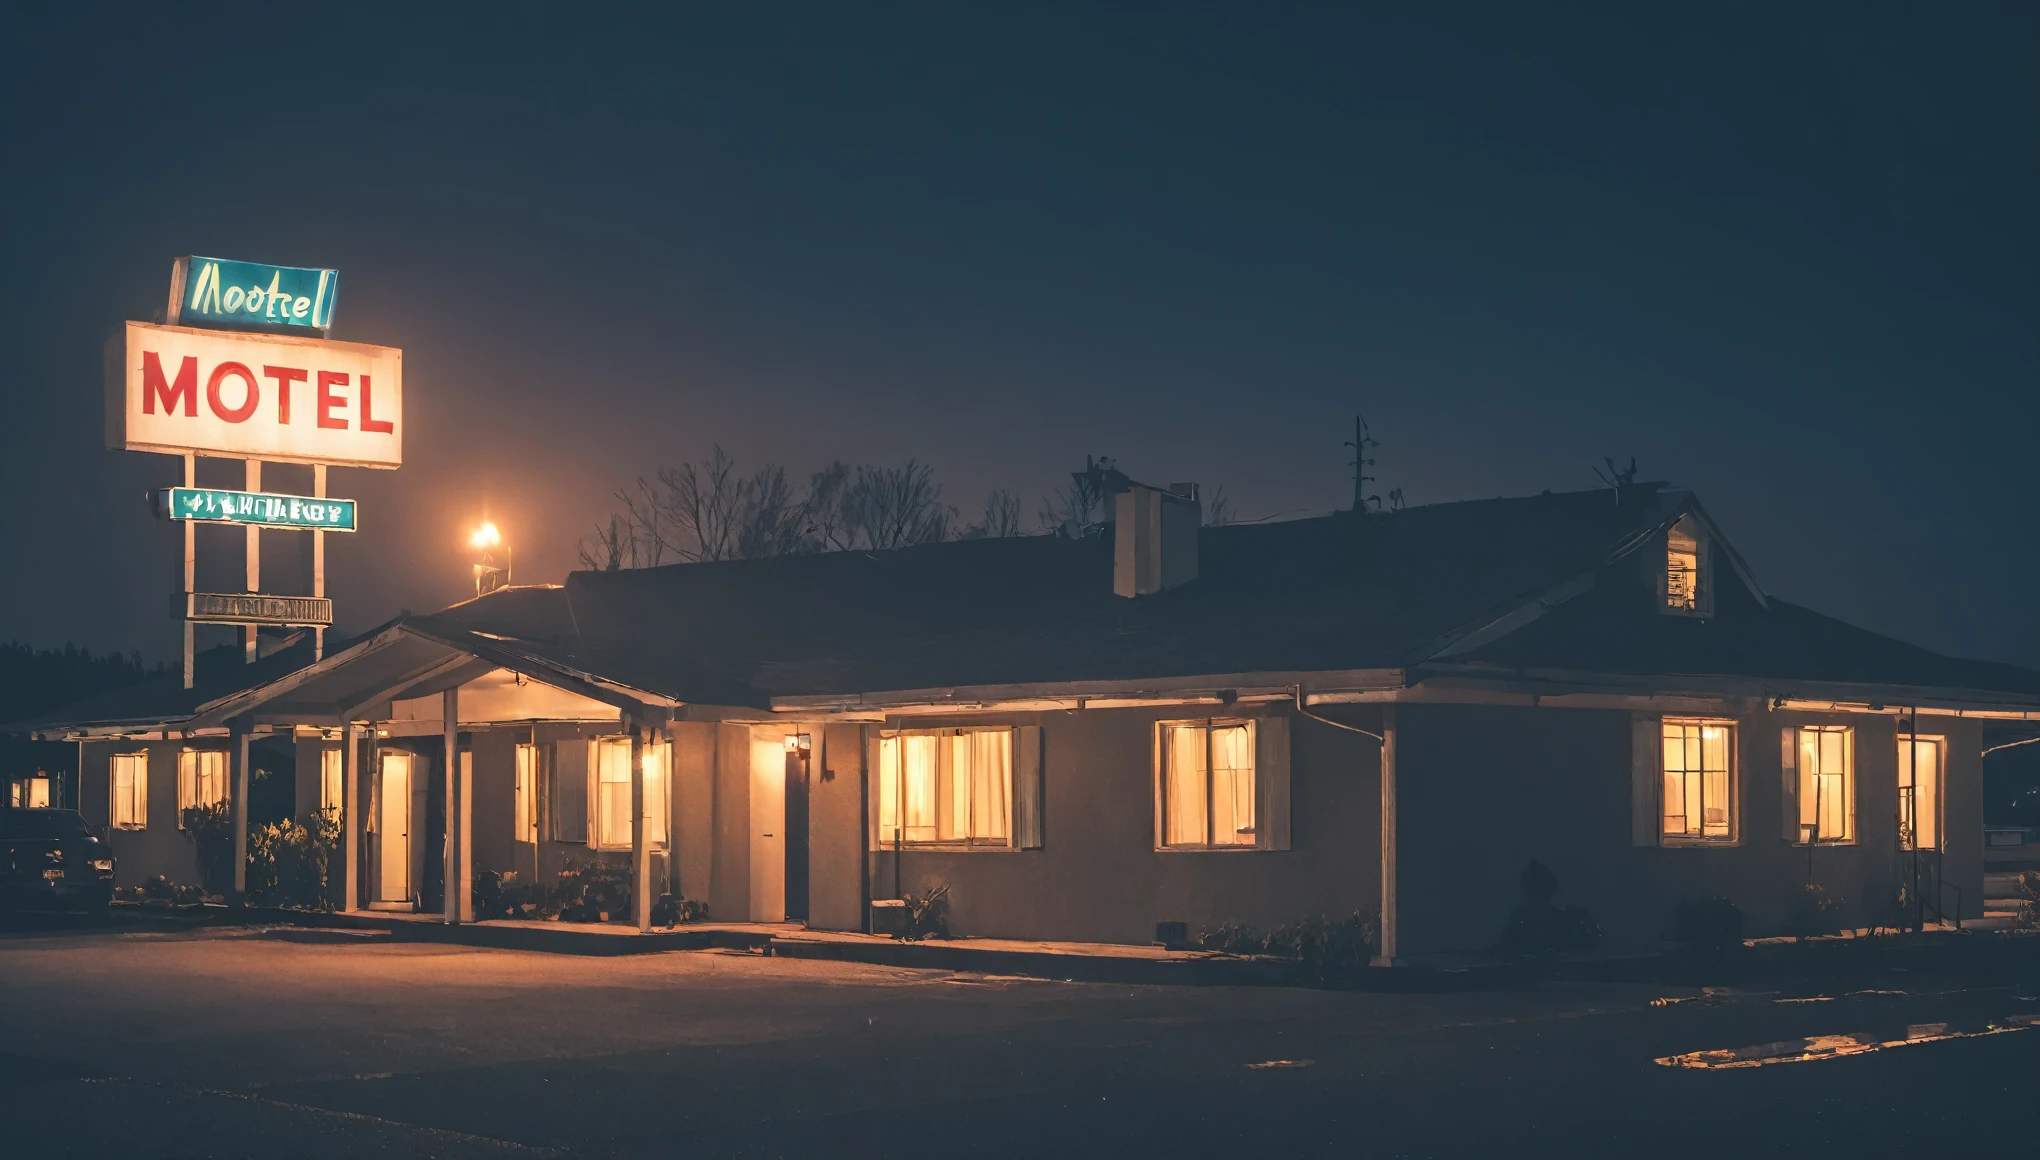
374, 751, 413, 907
747, 733, 789, 922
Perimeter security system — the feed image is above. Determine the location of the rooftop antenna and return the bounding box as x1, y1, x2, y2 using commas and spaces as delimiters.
1592, 455, 1638, 503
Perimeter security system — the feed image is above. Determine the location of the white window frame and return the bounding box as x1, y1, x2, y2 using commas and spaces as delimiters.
1896, 732, 1944, 852
1157, 719, 1258, 851
110, 752, 148, 830
588, 737, 668, 851
1659, 718, 1737, 845
877, 728, 1015, 848
177, 748, 227, 827
1794, 725, 1855, 845
1662, 515, 1713, 618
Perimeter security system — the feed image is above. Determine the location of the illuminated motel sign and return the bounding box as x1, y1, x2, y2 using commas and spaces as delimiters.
107, 257, 401, 684
107, 322, 402, 467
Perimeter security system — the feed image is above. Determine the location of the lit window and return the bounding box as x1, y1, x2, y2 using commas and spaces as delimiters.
24, 777, 51, 808
514, 743, 539, 844
320, 748, 344, 816
1661, 720, 1735, 842
1796, 726, 1854, 844
1897, 734, 1942, 851
111, 753, 148, 830
591, 738, 667, 850
1664, 515, 1711, 616
878, 729, 1012, 845
177, 749, 227, 826
1160, 721, 1256, 849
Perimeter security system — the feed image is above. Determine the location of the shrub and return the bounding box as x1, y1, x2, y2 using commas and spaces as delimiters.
142, 873, 179, 902
181, 802, 235, 895
1267, 912, 1378, 979
650, 892, 709, 928
246, 813, 341, 911
898, 884, 950, 941
555, 857, 633, 922
1674, 896, 1745, 968
1200, 912, 1379, 978
1788, 883, 1844, 938
2018, 871, 2040, 929
1200, 920, 1269, 956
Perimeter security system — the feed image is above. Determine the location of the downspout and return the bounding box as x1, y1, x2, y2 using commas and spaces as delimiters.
1293, 688, 1395, 964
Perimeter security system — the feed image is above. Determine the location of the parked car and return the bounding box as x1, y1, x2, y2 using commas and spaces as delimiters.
0, 808, 114, 915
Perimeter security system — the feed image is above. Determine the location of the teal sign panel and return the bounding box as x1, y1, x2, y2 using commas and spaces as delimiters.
159, 487, 357, 532
173, 256, 339, 332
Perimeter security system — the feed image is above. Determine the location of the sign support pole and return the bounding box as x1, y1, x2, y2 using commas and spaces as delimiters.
244, 459, 260, 663
313, 464, 326, 662
182, 454, 196, 690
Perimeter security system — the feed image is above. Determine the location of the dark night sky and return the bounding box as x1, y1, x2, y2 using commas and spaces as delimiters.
1, 5, 2033, 670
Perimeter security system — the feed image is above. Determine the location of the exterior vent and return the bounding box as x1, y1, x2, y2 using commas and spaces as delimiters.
1114, 484, 1200, 597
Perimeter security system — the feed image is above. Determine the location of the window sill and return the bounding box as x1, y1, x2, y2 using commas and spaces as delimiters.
1791, 840, 1858, 848
1155, 845, 1266, 853
1659, 838, 1740, 849
873, 843, 1022, 853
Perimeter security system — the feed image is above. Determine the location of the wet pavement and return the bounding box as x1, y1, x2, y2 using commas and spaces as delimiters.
0, 923, 2034, 1157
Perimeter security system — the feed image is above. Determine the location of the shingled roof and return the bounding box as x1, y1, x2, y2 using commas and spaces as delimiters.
17, 483, 2036, 733
423, 483, 2039, 705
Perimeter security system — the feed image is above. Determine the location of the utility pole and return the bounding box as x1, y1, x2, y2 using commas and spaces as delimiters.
1345, 415, 1378, 513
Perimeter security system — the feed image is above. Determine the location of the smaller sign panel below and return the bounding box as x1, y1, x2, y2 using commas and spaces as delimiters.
173, 256, 339, 333
186, 593, 333, 626
159, 487, 357, 532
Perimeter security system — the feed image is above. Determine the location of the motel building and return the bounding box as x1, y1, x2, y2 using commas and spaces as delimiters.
21, 482, 2040, 959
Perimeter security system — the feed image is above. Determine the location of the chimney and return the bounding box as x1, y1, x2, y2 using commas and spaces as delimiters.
1114, 484, 1200, 597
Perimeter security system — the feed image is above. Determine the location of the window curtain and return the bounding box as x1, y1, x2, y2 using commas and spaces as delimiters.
1209, 724, 1254, 846
1164, 724, 1206, 846
967, 730, 1010, 842
902, 734, 938, 842
320, 748, 344, 815
111, 753, 147, 829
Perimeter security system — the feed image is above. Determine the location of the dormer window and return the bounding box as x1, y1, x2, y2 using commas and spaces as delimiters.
1663, 515, 1711, 617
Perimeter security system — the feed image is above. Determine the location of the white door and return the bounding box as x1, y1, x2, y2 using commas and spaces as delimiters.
377, 752, 412, 904
748, 734, 787, 922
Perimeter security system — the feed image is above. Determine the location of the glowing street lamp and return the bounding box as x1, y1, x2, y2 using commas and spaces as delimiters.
469, 521, 511, 596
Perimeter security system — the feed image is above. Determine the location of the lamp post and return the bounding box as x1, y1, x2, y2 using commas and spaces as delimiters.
470, 521, 511, 596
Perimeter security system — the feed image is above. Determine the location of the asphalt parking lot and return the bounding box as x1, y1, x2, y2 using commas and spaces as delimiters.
0, 923, 2035, 1158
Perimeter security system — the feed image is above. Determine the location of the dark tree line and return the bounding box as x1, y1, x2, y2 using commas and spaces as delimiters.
579, 448, 1232, 571
0, 642, 164, 723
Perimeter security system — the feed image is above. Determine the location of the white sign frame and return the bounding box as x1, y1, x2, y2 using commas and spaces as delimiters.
106, 321, 403, 468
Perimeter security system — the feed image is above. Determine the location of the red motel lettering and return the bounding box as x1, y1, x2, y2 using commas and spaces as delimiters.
142, 352, 198, 416
316, 370, 350, 429
206, 361, 259, 423
262, 366, 307, 424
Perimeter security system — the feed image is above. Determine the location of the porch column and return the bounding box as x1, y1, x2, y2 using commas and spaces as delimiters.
342, 722, 361, 912
443, 687, 462, 924
230, 725, 251, 903
631, 722, 650, 932
1375, 705, 1398, 965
